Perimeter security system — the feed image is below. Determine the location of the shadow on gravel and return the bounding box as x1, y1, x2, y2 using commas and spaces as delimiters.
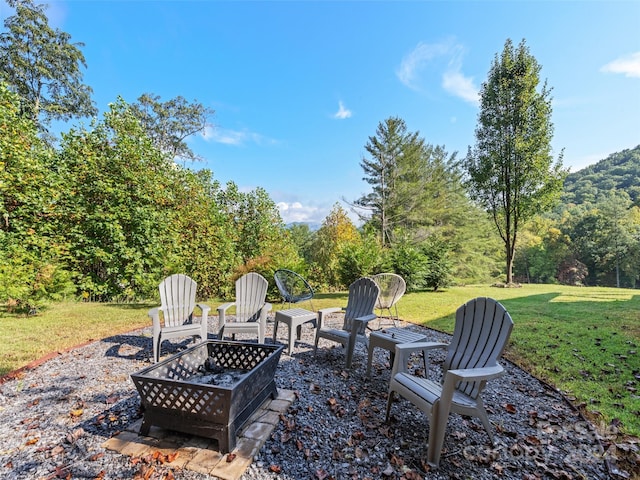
100, 333, 196, 362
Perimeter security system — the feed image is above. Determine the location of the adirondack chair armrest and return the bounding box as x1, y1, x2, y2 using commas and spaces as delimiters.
438, 364, 506, 415
148, 307, 161, 330
317, 307, 343, 328
196, 303, 211, 318
217, 302, 235, 326
391, 341, 449, 377
444, 364, 505, 384
195, 303, 211, 338
351, 313, 377, 332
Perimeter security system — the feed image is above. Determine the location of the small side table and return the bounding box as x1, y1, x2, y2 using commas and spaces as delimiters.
273, 308, 317, 355
366, 327, 427, 377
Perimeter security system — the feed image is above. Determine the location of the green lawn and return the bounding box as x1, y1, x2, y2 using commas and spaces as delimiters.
1, 283, 638, 437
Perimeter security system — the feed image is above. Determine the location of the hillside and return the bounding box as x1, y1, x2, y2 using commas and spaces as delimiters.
562, 145, 640, 205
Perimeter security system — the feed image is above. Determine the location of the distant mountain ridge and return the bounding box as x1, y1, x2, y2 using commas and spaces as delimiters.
562, 145, 640, 205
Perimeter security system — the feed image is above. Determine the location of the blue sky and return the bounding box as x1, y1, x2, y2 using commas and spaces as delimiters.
2, 1, 639, 225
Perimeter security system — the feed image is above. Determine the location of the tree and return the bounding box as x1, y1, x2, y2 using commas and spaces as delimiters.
465, 38, 566, 284
57, 98, 181, 299
569, 191, 640, 287
0, 0, 96, 131
0, 82, 73, 311
352, 117, 425, 246
216, 183, 301, 297
130, 93, 214, 163
311, 203, 360, 289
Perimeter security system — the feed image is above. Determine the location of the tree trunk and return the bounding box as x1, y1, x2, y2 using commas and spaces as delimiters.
506, 246, 514, 284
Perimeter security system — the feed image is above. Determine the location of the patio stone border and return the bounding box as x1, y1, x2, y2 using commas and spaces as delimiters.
103, 388, 295, 480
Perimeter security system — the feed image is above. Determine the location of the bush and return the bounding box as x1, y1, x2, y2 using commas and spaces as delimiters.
0, 246, 75, 314
337, 236, 385, 287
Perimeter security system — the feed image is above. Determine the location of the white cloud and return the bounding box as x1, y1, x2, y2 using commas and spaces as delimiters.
442, 70, 479, 105
601, 52, 640, 78
277, 201, 322, 224
396, 40, 452, 89
202, 126, 276, 146
396, 38, 479, 105
333, 101, 352, 119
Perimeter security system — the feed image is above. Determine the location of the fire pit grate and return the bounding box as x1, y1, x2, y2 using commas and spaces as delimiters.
131, 340, 283, 452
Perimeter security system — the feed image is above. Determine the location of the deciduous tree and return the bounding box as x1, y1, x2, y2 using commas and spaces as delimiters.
311, 204, 360, 288
465, 38, 566, 284
0, 0, 96, 131
0, 82, 73, 311
57, 98, 180, 299
130, 93, 214, 163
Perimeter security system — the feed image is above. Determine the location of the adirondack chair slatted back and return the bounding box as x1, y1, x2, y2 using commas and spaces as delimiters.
372, 273, 406, 312
274, 269, 314, 306
343, 277, 380, 334
234, 272, 268, 322
445, 297, 513, 398
159, 274, 197, 326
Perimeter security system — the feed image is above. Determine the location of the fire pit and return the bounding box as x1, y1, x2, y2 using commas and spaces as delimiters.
131, 340, 283, 452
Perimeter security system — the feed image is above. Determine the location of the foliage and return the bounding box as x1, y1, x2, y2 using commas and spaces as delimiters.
514, 216, 572, 284
130, 93, 214, 163
465, 38, 566, 284
568, 191, 640, 287
287, 223, 315, 264
0, 82, 74, 311
0, 0, 96, 131
388, 239, 427, 292
563, 145, 640, 205
336, 232, 385, 286
170, 169, 237, 299
56, 98, 182, 300
352, 117, 426, 246
311, 203, 361, 289
215, 183, 302, 299
421, 234, 453, 291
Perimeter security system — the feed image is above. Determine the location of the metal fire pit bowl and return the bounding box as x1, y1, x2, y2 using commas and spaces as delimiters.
131, 340, 283, 453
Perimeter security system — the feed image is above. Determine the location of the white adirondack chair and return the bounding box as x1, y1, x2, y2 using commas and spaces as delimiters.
371, 273, 406, 328
149, 274, 210, 363
385, 297, 513, 467
217, 272, 272, 343
314, 277, 380, 369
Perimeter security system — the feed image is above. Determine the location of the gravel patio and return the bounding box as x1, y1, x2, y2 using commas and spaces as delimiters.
0, 315, 617, 479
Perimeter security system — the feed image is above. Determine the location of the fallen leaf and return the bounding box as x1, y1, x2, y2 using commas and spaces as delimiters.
503, 403, 517, 414
166, 452, 179, 463
382, 464, 395, 476
25, 437, 39, 446
525, 435, 542, 446
269, 464, 282, 474
51, 445, 65, 456
226, 453, 236, 462
390, 453, 404, 467
69, 409, 84, 418
403, 471, 422, 480
315, 468, 329, 479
